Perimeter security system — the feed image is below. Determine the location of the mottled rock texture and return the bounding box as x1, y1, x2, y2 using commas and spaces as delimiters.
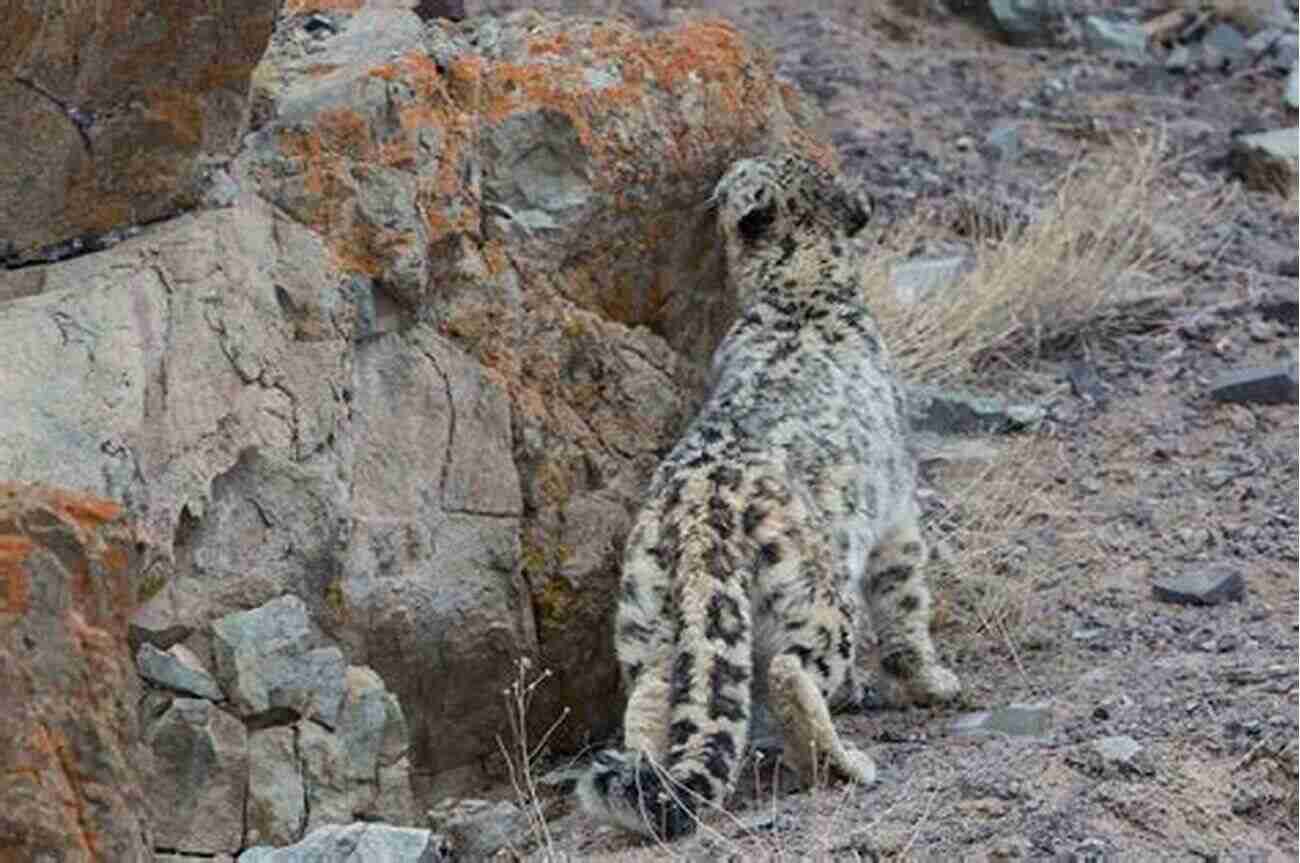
0, 0, 278, 263
0, 483, 152, 862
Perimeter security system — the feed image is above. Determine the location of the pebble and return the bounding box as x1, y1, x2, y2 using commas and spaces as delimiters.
982, 124, 1022, 161
1209, 364, 1298, 405
1152, 566, 1245, 606
951, 703, 1052, 738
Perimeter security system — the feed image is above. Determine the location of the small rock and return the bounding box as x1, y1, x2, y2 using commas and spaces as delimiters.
1165, 44, 1193, 72
413, 0, 466, 22
1202, 22, 1249, 67
987, 0, 1069, 46
1152, 567, 1245, 606
982, 124, 1023, 162
1273, 33, 1299, 72
1244, 27, 1281, 56
211, 595, 347, 728
889, 255, 973, 304
907, 386, 1045, 436
1066, 362, 1106, 403
1209, 364, 1298, 404
137, 642, 224, 701
1078, 477, 1103, 495
238, 823, 444, 862
1092, 734, 1142, 764
1247, 319, 1275, 342
1256, 290, 1298, 324
201, 167, 240, 208
1228, 127, 1298, 195
1069, 838, 1113, 863
951, 703, 1052, 738
429, 798, 530, 861
1286, 68, 1298, 110
1083, 16, 1149, 57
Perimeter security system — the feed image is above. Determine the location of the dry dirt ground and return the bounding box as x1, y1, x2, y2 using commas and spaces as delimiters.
460, 2, 1298, 860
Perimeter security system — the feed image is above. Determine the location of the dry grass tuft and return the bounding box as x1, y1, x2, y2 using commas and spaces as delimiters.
924, 436, 1063, 666
863, 133, 1220, 384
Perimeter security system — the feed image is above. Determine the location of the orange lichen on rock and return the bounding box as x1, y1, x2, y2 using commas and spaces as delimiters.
48, 489, 123, 531
0, 534, 34, 615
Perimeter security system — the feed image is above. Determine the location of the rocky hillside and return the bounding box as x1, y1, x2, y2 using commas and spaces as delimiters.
1, 1, 1296, 861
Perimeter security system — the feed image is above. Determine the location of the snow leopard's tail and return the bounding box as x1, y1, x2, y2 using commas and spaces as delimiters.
577, 518, 753, 839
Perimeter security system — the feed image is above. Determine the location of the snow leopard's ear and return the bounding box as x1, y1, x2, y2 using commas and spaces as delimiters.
833, 181, 871, 238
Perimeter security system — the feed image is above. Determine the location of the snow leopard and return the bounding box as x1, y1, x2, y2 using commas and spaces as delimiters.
577, 153, 961, 840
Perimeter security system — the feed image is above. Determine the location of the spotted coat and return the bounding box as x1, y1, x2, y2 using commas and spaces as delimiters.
577, 154, 961, 840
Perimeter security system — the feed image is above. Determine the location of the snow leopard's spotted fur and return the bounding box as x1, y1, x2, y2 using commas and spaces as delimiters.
577, 154, 961, 839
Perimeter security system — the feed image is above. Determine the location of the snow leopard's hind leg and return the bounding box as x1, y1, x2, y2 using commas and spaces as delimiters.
865, 513, 961, 707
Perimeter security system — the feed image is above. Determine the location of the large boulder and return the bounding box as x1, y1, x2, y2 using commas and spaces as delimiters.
0, 0, 278, 263
0, 484, 151, 862
0, 8, 833, 804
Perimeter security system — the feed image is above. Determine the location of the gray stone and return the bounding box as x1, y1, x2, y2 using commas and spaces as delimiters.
137, 642, 224, 701
1209, 364, 1298, 404
1083, 735, 1153, 778
146, 697, 249, 854
158, 856, 236, 863
1256, 292, 1299, 326
982, 124, 1022, 162
1068, 838, 1114, 863
238, 823, 443, 863
299, 719, 354, 833
1165, 44, 1194, 72
988, 0, 1068, 44
1229, 127, 1299, 195
1152, 567, 1246, 606
912, 433, 1004, 466
337, 666, 417, 825
212, 595, 347, 728
1202, 23, 1248, 66
1245, 27, 1282, 55
1273, 34, 1299, 72
1093, 735, 1142, 762
906, 385, 1046, 435
889, 255, 973, 305
1083, 16, 1149, 58
1286, 68, 1298, 110
245, 726, 306, 848
430, 798, 531, 861
951, 703, 1052, 738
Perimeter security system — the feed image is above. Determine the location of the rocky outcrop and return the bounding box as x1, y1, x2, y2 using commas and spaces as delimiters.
0, 5, 832, 818
0, 0, 278, 264
138, 595, 418, 854
0, 484, 151, 862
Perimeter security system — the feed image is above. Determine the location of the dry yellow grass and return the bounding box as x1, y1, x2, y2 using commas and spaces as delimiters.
922, 436, 1064, 666
862, 133, 1218, 385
